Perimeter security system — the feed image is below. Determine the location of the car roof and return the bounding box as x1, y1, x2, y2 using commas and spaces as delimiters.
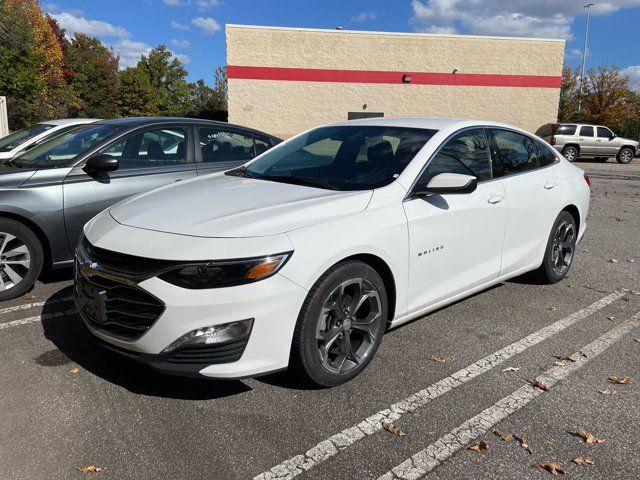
93, 117, 279, 138
327, 116, 531, 132
41, 118, 100, 126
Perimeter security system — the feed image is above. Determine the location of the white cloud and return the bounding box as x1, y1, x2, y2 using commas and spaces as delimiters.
191, 16, 221, 35
174, 53, 192, 65
622, 65, 640, 91
170, 38, 191, 48
410, 0, 640, 39
196, 0, 221, 11
170, 20, 190, 30
351, 11, 377, 23
50, 12, 130, 38
112, 39, 153, 68
163, 0, 191, 6
566, 47, 591, 60
42, 2, 60, 12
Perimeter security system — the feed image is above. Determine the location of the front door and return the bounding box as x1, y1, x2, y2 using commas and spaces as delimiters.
63, 124, 197, 252
595, 126, 617, 156
404, 128, 507, 314
577, 125, 596, 156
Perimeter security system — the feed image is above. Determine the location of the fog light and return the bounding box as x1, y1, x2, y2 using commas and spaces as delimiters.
162, 319, 253, 353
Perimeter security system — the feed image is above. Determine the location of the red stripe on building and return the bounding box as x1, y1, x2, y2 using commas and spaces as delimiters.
227, 65, 561, 88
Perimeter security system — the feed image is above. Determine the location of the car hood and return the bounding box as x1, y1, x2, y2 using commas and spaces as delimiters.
110, 173, 373, 238
0, 164, 37, 187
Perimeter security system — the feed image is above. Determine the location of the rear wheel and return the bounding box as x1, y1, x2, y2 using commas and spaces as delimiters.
537, 211, 577, 284
0, 219, 44, 302
562, 145, 579, 162
290, 261, 387, 387
617, 147, 634, 164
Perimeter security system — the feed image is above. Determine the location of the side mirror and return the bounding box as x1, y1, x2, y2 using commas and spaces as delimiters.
83, 154, 119, 174
413, 173, 478, 196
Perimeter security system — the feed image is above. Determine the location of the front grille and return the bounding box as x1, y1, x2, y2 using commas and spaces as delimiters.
166, 337, 249, 364
75, 260, 165, 341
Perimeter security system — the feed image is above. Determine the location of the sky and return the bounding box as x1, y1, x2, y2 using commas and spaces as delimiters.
43, 0, 640, 89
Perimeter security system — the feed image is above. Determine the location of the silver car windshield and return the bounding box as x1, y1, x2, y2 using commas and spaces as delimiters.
12, 124, 123, 168
230, 126, 436, 191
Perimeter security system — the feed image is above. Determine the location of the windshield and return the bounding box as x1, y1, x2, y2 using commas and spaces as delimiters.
0, 124, 54, 152
231, 126, 436, 191
13, 124, 123, 168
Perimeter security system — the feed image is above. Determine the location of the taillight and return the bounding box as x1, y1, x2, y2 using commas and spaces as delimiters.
583, 173, 591, 187
550, 136, 556, 146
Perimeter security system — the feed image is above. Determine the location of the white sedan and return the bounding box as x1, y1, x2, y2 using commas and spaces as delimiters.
0, 118, 99, 162
76, 118, 590, 386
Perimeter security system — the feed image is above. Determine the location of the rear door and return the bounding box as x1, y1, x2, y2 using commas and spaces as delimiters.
489, 128, 562, 275
195, 125, 262, 175
63, 124, 197, 251
577, 125, 596, 156
595, 126, 617, 156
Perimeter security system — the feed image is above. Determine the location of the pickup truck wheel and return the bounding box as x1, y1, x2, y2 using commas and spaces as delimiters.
562, 145, 578, 162
617, 147, 634, 164
0, 219, 44, 302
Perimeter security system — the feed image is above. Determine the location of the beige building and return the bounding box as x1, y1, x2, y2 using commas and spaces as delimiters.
227, 25, 565, 139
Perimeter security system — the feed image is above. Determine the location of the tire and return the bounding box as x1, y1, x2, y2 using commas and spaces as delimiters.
0, 219, 44, 302
536, 211, 577, 284
290, 261, 388, 387
617, 147, 634, 164
561, 145, 579, 162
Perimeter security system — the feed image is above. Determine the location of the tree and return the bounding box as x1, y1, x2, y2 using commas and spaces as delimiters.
137, 45, 191, 116
581, 66, 635, 132
557, 67, 579, 123
68, 34, 120, 118
188, 67, 228, 120
117, 67, 158, 117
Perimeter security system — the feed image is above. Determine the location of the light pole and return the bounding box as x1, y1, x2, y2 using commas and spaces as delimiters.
577, 3, 594, 115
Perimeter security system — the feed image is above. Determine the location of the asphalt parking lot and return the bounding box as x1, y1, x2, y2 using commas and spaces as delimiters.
1, 159, 639, 480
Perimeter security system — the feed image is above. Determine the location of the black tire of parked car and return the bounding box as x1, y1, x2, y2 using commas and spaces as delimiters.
290, 261, 388, 387
561, 145, 579, 162
617, 147, 634, 164
536, 211, 577, 284
0, 219, 44, 302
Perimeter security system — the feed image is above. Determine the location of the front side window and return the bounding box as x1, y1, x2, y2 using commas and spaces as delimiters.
416, 128, 492, 187
492, 129, 538, 174
102, 127, 188, 170
579, 126, 594, 137
0, 123, 55, 152
597, 127, 613, 138
233, 126, 436, 191
12, 124, 122, 168
199, 127, 255, 163
536, 140, 558, 167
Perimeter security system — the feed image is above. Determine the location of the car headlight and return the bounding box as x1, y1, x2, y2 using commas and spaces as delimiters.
158, 252, 292, 289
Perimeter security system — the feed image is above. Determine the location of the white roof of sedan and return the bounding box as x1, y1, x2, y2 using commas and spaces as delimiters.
330, 116, 528, 133
41, 118, 100, 126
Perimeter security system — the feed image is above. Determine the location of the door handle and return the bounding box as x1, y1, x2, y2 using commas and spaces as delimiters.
487, 193, 504, 204
544, 181, 557, 190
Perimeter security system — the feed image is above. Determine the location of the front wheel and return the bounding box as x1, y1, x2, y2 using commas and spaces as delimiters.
617, 147, 634, 164
290, 261, 387, 387
562, 145, 579, 162
0, 219, 44, 302
537, 211, 577, 284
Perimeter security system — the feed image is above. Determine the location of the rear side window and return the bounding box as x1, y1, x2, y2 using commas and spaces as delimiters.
199, 127, 255, 163
579, 126, 594, 137
491, 129, 538, 174
556, 125, 577, 135
536, 140, 558, 167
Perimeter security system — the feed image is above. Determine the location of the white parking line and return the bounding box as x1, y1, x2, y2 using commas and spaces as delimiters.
0, 296, 74, 317
377, 310, 640, 480
253, 290, 627, 480
0, 308, 77, 330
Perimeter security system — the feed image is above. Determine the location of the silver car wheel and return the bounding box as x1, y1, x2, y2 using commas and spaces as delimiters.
550, 221, 574, 277
316, 278, 382, 375
563, 147, 577, 161
620, 149, 633, 163
0, 232, 31, 292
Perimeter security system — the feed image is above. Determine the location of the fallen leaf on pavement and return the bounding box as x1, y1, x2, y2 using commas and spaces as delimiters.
518, 436, 533, 454
579, 428, 605, 444
573, 457, 594, 466
70, 367, 79, 375
76, 466, 105, 473
552, 355, 575, 363
532, 379, 549, 391
609, 258, 618, 264
502, 434, 514, 442
607, 316, 615, 321
490, 426, 502, 436
598, 388, 615, 395
468, 441, 488, 452
431, 355, 450, 363
23, 293, 35, 300
609, 375, 631, 385
635, 337, 640, 343
502, 367, 520, 372
532, 462, 566, 476
382, 422, 406, 437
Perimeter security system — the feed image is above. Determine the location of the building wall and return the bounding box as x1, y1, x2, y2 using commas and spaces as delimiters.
227, 25, 565, 138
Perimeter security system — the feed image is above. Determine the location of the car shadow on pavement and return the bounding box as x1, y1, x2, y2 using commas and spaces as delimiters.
39, 286, 252, 400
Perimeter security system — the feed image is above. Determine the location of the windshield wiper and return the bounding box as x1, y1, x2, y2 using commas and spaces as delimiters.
259, 175, 339, 190
225, 166, 254, 178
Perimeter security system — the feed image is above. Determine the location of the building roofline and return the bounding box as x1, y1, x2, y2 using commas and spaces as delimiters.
225, 24, 566, 44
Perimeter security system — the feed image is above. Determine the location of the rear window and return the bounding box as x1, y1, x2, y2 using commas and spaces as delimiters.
535, 124, 554, 137
556, 125, 577, 135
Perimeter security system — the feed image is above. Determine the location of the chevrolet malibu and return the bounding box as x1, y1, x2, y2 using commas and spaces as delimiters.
77, 118, 590, 386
